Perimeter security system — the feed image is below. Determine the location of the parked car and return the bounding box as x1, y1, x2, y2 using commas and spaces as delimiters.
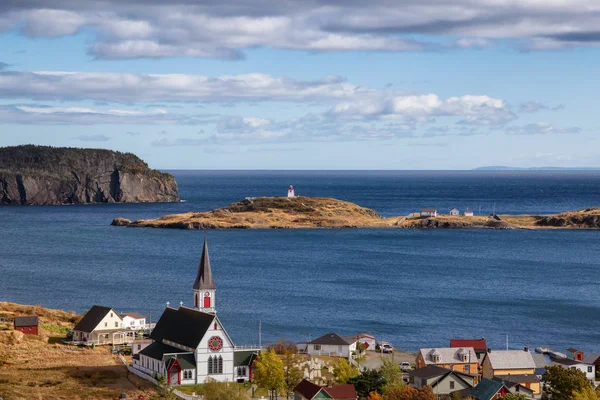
400, 362, 411, 372
381, 343, 393, 353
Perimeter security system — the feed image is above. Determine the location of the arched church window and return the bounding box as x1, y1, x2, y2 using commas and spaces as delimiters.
208, 356, 213, 374
218, 356, 223, 374
195, 293, 198, 308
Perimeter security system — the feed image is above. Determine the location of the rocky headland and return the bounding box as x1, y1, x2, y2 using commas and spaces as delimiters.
111, 196, 600, 230
0, 145, 179, 205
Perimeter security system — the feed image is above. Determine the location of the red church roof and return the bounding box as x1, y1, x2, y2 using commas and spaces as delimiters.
451, 338, 487, 352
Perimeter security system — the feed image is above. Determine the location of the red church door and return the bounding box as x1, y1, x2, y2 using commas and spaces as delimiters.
204, 296, 210, 308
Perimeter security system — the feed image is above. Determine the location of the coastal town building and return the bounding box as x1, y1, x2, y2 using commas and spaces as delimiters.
421, 209, 438, 217
552, 358, 596, 383
409, 365, 476, 395
132, 237, 259, 385
294, 379, 358, 400
297, 333, 357, 358
449, 208, 460, 216
343, 333, 376, 351
121, 312, 147, 330
14, 316, 39, 335
481, 349, 540, 395
450, 338, 488, 360
72, 305, 132, 345
415, 347, 479, 374
567, 347, 585, 361
455, 378, 511, 400
492, 376, 536, 398
464, 208, 474, 217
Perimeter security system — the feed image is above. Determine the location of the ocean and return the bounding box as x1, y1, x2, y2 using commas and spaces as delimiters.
1, 170, 599, 353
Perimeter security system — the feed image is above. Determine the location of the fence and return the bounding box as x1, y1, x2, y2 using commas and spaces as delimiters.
117, 354, 201, 400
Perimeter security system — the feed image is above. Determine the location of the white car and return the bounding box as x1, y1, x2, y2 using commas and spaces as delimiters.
380, 343, 393, 353
400, 362, 411, 372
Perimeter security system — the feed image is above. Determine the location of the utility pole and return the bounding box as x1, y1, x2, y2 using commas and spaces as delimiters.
506, 334, 509, 351
258, 320, 262, 349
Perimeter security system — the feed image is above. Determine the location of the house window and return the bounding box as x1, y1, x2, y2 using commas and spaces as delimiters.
105, 322, 108, 327
110, 313, 113, 318
130, 321, 135, 326
137, 344, 141, 350
588, 367, 593, 373
115, 322, 118, 327
183, 370, 193, 379
314, 345, 322, 351
464, 364, 470, 373
450, 381, 455, 390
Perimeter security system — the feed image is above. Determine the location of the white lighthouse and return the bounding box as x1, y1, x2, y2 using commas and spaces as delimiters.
287, 185, 295, 198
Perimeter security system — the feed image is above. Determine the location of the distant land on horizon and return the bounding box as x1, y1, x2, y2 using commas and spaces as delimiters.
473, 166, 600, 171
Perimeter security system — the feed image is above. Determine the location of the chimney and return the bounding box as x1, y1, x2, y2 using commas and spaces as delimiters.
524, 346, 529, 352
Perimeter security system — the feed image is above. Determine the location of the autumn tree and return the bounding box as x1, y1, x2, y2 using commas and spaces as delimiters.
572, 386, 600, 400
201, 378, 250, 400
382, 385, 435, 400
254, 349, 286, 400
349, 369, 386, 399
368, 391, 383, 400
542, 365, 592, 400
268, 338, 297, 355
280, 346, 303, 398
379, 358, 403, 392
502, 394, 527, 400
333, 358, 359, 384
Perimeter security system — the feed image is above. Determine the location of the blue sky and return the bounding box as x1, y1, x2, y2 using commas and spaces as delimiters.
1, 1, 599, 169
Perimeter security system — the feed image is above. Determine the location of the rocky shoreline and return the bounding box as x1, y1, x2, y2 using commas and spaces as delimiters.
111, 196, 600, 230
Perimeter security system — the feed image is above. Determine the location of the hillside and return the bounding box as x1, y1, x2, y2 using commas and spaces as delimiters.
0, 302, 156, 399
0, 145, 179, 205
112, 196, 600, 230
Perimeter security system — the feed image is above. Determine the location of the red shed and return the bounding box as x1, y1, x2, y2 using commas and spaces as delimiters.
451, 338, 488, 356
14, 316, 39, 335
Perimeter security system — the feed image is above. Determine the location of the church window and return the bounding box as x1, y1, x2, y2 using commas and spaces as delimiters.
214, 322, 217, 330
208, 356, 213, 374
195, 293, 198, 308
183, 370, 193, 379
204, 296, 211, 308
218, 356, 223, 374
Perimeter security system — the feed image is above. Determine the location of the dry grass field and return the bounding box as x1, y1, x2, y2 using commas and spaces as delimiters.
0, 302, 157, 400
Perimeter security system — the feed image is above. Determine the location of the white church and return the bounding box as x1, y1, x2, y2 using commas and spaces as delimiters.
132, 238, 259, 385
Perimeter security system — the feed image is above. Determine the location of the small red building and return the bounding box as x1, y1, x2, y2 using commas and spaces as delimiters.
451, 338, 488, 357
14, 316, 39, 335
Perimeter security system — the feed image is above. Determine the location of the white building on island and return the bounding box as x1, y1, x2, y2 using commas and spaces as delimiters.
132, 237, 259, 385
288, 185, 295, 197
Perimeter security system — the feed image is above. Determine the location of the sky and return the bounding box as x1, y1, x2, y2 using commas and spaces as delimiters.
1, 1, 599, 170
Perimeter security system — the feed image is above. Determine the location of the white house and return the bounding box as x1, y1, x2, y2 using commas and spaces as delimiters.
121, 312, 147, 330
297, 333, 357, 359
553, 358, 596, 383
72, 305, 132, 345
344, 333, 377, 351
449, 208, 460, 216
421, 209, 438, 217
464, 209, 474, 217
132, 237, 259, 385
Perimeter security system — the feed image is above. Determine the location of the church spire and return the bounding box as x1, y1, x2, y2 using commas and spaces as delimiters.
194, 235, 216, 290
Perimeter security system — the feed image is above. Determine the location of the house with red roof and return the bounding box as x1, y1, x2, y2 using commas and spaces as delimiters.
451, 338, 488, 359
294, 379, 358, 400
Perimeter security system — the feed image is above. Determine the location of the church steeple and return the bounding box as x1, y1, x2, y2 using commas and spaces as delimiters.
193, 236, 216, 313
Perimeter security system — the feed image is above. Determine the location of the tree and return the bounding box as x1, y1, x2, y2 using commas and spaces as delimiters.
382, 385, 435, 400
280, 347, 303, 398
503, 394, 527, 400
333, 358, 359, 384
379, 358, 403, 392
254, 350, 286, 400
267, 339, 297, 355
572, 386, 600, 400
348, 369, 386, 399
368, 391, 383, 400
155, 375, 177, 400
201, 379, 250, 400
542, 365, 592, 400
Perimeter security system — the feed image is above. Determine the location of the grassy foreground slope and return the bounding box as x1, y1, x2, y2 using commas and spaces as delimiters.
0, 302, 156, 400
112, 196, 600, 230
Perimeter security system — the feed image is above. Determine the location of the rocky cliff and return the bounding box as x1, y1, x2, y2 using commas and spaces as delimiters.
0, 145, 179, 205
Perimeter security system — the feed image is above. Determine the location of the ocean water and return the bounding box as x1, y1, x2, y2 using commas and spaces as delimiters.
1, 171, 599, 353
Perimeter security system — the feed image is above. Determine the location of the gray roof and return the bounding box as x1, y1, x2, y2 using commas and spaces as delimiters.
418, 347, 477, 364
531, 353, 550, 368
495, 374, 540, 384
583, 353, 600, 364
140, 341, 190, 361
193, 237, 216, 290
484, 350, 536, 370
553, 358, 594, 366
150, 306, 215, 349
73, 305, 117, 333
14, 316, 39, 327
234, 350, 258, 366
309, 333, 350, 346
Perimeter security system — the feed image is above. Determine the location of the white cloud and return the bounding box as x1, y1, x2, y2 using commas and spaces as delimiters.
3, 1, 600, 58
504, 122, 581, 135
519, 101, 565, 113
